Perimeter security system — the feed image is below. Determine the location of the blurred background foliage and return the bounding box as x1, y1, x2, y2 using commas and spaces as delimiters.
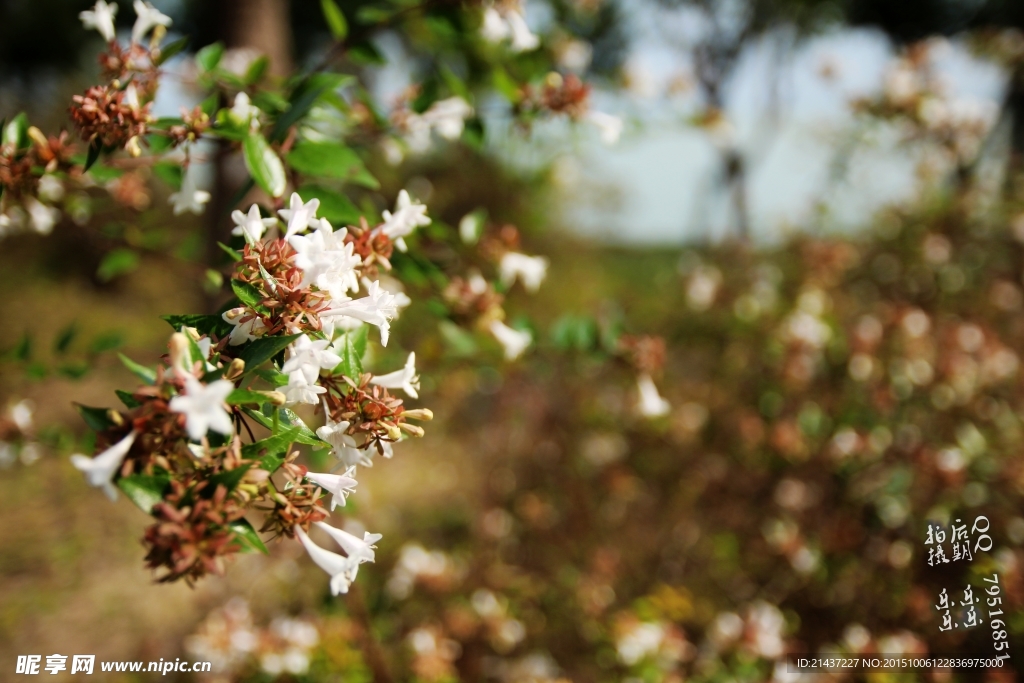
4, 0, 1024, 682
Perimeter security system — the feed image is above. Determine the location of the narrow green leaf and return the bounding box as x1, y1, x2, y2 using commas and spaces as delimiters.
321, 0, 348, 39
54, 323, 77, 354
3, 113, 29, 149
97, 248, 140, 282
335, 325, 368, 379
84, 141, 102, 172
226, 388, 273, 405
154, 36, 189, 66
207, 463, 254, 494
287, 141, 378, 188
75, 404, 117, 431
196, 42, 225, 72
242, 407, 321, 446
296, 184, 362, 225
117, 474, 171, 513
231, 279, 264, 309
242, 133, 286, 198
241, 425, 301, 460
89, 331, 124, 354
115, 389, 142, 409
245, 56, 270, 85
236, 334, 301, 375
118, 353, 157, 385
218, 241, 242, 262
228, 518, 269, 554
161, 314, 232, 338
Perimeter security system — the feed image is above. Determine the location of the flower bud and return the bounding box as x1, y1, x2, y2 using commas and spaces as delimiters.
126, 136, 142, 158
255, 390, 287, 406
224, 358, 246, 381
399, 422, 425, 437
403, 408, 434, 421
384, 423, 402, 441
27, 126, 49, 150
168, 332, 191, 374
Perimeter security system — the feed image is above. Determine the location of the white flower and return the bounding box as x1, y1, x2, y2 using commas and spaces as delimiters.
314, 521, 381, 564
376, 190, 431, 252
38, 175, 65, 203
124, 83, 141, 110
282, 335, 342, 384
25, 198, 60, 235
617, 622, 666, 666
294, 526, 361, 596
169, 375, 235, 440
421, 98, 474, 140
370, 352, 420, 398
231, 204, 277, 243
305, 468, 358, 511
70, 431, 137, 501
230, 92, 262, 130
222, 307, 267, 346
499, 252, 548, 293
131, 0, 172, 44
288, 221, 361, 298
282, 371, 326, 406
324, 281, 400, 346
481, 3, 539, 52
316, 416, 372, 468
481, 7, 508, 42
80, 0, 117, 42
168, 167, 211, 216
586, 110, 623, 145
489, 319, 532, 360
9, 400, 33, 432
636, 373, 670, 418
278, 193, 323, 238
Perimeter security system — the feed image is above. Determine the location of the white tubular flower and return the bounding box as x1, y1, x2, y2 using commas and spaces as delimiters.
25, 198, 59, 235
324, 281, 399, 346
505, 7, 540, 52
283, 371, 327, 406
294, 526, 361, 596
124, 84, 141, 110
305, 468, 358, 511
131, 0, 172, 44
316, 417, 372, 468
421, 98, 474, 141
481, 6, 508, 42
170, 375, 235, 440
278, 193, 323, 239
222, 307, 267, 346
282, 335, 342, 384
489, 319, 532, 360
370, 352, 420, 398
288, 221, 361, 298
314, 521, 382, 564
377, 190, 431, 252
499, 252, 549, 293
230, 92, 262, 130
169, 167, 211, 216
231, 204, 277, 243
80, 0, 117, 42
636, 373, 670, 418
37, 175, 65, 203
70, 431, 137, 502
586, 110, 624, 145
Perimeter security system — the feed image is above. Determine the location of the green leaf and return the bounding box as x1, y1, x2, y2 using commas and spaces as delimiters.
245, 56, 269, 84
321, 0, 348, 39
96, 248, 140, 282
287, 141, 378, 189
117, 475, 170, 513
154, 36, 189, 66
242, 407, 321, 446
54, 322, 77, 354
252, 367, 289, 387
241, 425, 301, 460
152, 162, 183, 189
231, 279, 264, 309
335, 331, 362, 379
118, 353, 157, 385
161, 314, 232, 338
207, 463, 254, 494
218, 241, 243, 262
115, 389, 142, 409
296, 184, 362, 224
3, 113, 29, 149
226, 388, 273, 405
242, 133, 286, 197
229, 518, 269, 554
75, 404, 118, 431
89, 331, 124, 354
350, 323, 369, 360
196, 42, 225, 72
236, 334, 301, 375
84, 141, 102, 172
13, 332, 31, 361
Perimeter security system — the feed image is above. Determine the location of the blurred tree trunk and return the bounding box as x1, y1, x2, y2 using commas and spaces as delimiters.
204, 0, 293, 310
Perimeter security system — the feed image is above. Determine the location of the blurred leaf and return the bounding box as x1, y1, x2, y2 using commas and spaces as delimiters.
439, 320, 478, 357
154, 36, 188, 66
242, 407, 320, 446
75, 404, 117, 431
204, 269, 224, 295
242, 133, 286, 197
89, 331, 124, 355
491, 67, 522, 103
196, 42, 224, 72
96, 248, 140, 282
297, 184, 362, 224
84, 141, 102, 172
3, 113, 29, 149
237, 334, 301, 376
245, 56, 269, 84
347, 41, 386, 66
115, 389, 142, 409
161, 314, 232, 338
118, 353, 157, 385
229, 518, 269, 554
152, 162, 183, 189
321, 0, 348, 39
117, 475, 170, 513
227, 388, 273, 405
439, 64, 470, 100
218, 241, 243, 262
287, 141, 379, 189
13, 332, 31, 361
54, 323, 77, 355
58, 362, 90, 379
